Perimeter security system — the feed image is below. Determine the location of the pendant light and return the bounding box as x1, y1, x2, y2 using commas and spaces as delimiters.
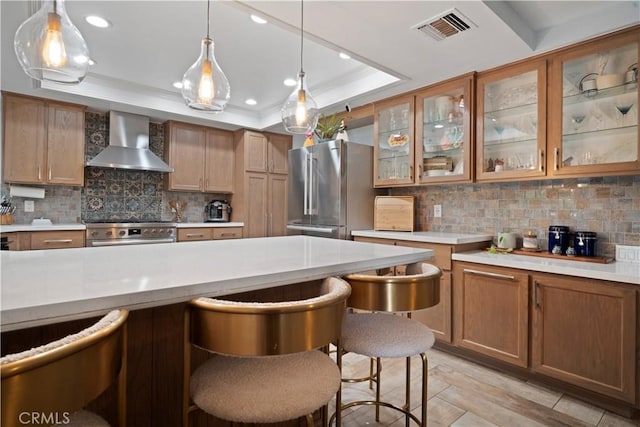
181, 0, 230, 112
281, 0, 320, 134
14, 0, 90, 84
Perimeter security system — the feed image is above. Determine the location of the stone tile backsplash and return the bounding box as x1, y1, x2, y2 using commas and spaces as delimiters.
390, 175, 640, 258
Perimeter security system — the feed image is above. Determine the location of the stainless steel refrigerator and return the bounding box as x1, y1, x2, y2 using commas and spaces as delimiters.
287, 139, 379, 239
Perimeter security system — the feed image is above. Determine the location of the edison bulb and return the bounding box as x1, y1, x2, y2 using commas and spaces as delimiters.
43, 12, 67, 67
197, 60, 214, 104
296, 102, 307, 124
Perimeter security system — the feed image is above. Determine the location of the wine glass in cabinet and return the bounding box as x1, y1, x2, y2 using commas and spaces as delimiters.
415, 73, 474, 184
548, 30, 639, 177
373, 94, 415, 187
476, 60, 547, 182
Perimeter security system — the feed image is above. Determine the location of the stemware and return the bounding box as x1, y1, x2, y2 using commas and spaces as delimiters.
615, 92, 635, 126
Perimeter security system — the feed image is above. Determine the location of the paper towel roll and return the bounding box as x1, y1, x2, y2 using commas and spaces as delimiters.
10, 185, 45, 199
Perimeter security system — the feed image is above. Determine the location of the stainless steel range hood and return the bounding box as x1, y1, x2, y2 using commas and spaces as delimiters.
86, 111, 174, 172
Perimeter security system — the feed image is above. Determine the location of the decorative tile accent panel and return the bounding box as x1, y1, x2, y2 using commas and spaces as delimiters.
82, 112, 166, 222
391, 175, 640, 258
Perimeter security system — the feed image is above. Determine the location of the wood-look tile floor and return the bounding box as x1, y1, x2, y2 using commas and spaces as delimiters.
329, 349, 639, 427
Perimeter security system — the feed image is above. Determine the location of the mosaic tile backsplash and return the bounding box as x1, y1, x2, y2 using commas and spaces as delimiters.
390, 175, 640, 258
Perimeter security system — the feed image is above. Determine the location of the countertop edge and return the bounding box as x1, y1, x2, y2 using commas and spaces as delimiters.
1, 224, 87, 232
452, 251, 640, 285
351, 230, 493, 245
175, 222, 244, 228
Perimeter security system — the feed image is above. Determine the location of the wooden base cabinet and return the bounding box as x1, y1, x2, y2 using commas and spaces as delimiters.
177, 227, 242, 242
531, 273, 637, 403
453, 262, 530, 368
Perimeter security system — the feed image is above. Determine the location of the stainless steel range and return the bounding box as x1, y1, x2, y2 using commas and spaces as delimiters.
85, 222, 177, 247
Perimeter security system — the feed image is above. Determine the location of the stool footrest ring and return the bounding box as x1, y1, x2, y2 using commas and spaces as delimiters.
329, 400, 422, 426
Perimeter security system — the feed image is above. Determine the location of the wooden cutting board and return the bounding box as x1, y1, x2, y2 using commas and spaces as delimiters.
374, 196, 414, 231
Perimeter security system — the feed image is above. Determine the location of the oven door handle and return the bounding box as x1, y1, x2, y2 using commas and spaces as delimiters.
89, 238, 175, 247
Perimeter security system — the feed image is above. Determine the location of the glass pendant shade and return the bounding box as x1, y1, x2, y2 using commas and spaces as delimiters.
181, 37, 230, 112
14, 0, 89, 84
281, 71, 320, 134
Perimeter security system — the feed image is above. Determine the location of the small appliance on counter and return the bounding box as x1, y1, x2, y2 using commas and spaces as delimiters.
548, 225, 570, 255
574, 231, 598, 257
205, 200, 232, 222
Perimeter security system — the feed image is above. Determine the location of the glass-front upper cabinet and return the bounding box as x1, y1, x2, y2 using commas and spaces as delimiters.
548, 31, 639, 177
373, 94, 415, 187
415, 73, 474, 184
476, 60, 547, 182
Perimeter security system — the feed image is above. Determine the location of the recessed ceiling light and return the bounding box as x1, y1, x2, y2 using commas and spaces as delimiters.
85, 15, 111, 28
173, 81, 183, 89
283, 78, 297, 87
245, 99, 257, 106
251, 14, 267, 24
339, 52, 351, 60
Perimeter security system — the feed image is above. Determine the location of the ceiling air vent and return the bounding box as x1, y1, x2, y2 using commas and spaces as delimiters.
413, 8, 476, 41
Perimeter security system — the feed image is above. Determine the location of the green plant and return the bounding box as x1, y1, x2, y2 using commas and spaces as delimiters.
313, 113, 342, 140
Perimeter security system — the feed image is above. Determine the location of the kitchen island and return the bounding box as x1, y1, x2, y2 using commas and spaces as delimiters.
1, 235, 432, 331
1, 235, 433, 426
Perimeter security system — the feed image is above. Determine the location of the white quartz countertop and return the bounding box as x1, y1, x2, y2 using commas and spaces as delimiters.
352, 230, 493, 245
0, 223, 86, 232
0, 235, 433, 331
175, 222, 244, 228
452, 250, 640, 285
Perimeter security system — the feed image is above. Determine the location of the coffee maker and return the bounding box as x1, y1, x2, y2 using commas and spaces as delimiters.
205, 200, 231, 222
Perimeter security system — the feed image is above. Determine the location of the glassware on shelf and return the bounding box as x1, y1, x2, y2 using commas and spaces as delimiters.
615, 91, 636, 126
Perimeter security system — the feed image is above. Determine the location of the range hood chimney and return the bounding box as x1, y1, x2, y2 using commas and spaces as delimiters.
86, 111, 174, 172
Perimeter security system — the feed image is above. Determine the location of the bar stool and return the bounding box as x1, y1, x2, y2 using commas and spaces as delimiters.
1, 309, 129, 427
183, 277, 351, 426
333, 263, 441, 427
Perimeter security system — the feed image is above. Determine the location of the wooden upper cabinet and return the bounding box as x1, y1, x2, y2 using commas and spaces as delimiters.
2, 93, 85, 186
204, 128, 234, 193
547, 29, 639, 177
373, 94, 415, 187
415, 73, 474, 184
531, 273, 637, 403
266, 133, 290, 175
164, 121, 206, 192
244, 130, 269, 173
475, 59, 548, 182
164, 121, 234, 193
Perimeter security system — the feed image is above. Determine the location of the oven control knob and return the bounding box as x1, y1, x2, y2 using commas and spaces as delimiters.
151, 228, 157, 234
119, 230, 126, 236
106, 231, 113, 237
143, 229, 149, 235
90, 231, 98, 237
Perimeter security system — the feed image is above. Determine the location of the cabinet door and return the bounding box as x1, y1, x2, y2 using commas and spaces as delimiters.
373, 94, 415, 187
476, 60, 547, 182
548, 31, 639, 176
2, 95, 46, 184
453, 262, 529, 367
47, 102, 85, 185
165, 122, 205, 191
267, 133, 291, 175
268, 174, 288, 237
410, 271, 452, 343
212, 227, 243, 240
204, 128, 234, 193
415, 73, 474, 184
244, 131, 268, 173
531, 274, 636, 402
244, 173, 268, 238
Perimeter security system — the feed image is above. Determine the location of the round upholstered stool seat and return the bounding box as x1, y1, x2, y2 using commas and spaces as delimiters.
67, 410, 109, 427
191, 350, 341, 424
342, 312, 435, 358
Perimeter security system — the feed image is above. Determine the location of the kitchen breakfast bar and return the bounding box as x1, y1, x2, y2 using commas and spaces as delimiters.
1, 235, 433, 426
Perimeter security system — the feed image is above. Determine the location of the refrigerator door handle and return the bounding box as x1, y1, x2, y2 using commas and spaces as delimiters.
303, 152, 309, 215
309, 153, 317, 215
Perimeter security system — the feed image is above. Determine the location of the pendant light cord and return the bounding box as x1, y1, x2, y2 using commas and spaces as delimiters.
299, 0, 304, 74
206, 0, 210, 39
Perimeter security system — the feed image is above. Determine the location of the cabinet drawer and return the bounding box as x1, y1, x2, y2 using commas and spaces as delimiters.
177, 228, 213, 242
212, 227, 243, 240
30, 231, 85, 250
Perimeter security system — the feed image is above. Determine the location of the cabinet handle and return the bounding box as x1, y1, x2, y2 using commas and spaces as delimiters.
463, 268, 515, 281
409, 164, 413, 180
48, 169, 52, 180
186, 233, 205, 238
199, 178, 203, 190
553, 148, 559, 171
43, 239, 73, 244
220, 233, 236, 237
270, 213, 273, 235
534, 280, 541, 308
205, 179, 209, 189
38, 166, 42, 181
418, 164, 423, 179
264, 214, 268, 235
538, 149, 544, 172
